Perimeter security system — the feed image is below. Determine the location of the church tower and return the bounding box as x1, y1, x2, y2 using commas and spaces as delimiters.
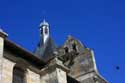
40, 19, 50, 45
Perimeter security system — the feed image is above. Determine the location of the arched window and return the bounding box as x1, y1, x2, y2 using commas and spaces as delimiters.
13, 66, 26, 83
44, 26, 48, 34
72, 43, 77, 51
64, 47, 69, 53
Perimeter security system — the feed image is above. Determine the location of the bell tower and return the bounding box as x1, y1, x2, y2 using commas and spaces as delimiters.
40, 19, 50, 45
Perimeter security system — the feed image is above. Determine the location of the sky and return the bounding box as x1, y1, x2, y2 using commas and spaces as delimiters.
0, 0, 125, 82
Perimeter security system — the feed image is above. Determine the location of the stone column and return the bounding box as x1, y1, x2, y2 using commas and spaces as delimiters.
40, 58, 69, 83
0, 29, 8, 83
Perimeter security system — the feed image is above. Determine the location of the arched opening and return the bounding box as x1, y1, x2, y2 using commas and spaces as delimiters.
12, 66, 26, 83
72, 43, 77, 52
45, 26, 48, 34
64, 47, 69, 53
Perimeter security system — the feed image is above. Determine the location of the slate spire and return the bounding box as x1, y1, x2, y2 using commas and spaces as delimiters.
34, 20, 57, 62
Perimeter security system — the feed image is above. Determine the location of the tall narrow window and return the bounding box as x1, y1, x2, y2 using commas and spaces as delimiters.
13, 66, 26, 83
45, 26, 48, 34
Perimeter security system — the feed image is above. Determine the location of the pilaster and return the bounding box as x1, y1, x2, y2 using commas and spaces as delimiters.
40, 58, 69, 83
26, 69, 40, 83
0, 29, 8, 82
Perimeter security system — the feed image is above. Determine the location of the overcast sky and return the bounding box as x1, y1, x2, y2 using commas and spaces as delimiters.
0, 0, 125, 83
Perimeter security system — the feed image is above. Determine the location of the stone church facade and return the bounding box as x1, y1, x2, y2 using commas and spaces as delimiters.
0, 20, 107, 83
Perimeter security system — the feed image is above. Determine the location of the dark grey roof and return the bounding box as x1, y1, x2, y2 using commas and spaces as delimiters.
34, 37, 57, 62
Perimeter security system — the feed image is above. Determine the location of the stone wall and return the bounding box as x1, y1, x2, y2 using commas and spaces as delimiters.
69, 48, 95, 78
0, 37, 4, 82
0, 57, 41, 83
1, 58, 15, 83
1, 50, 41, 83
41, 69, 58, 83
27, 69, 40, 83
68, 48, 107, 83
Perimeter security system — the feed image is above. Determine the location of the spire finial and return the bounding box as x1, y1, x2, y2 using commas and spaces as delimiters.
40, 19, 49, 27
43, 19, 46, 23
